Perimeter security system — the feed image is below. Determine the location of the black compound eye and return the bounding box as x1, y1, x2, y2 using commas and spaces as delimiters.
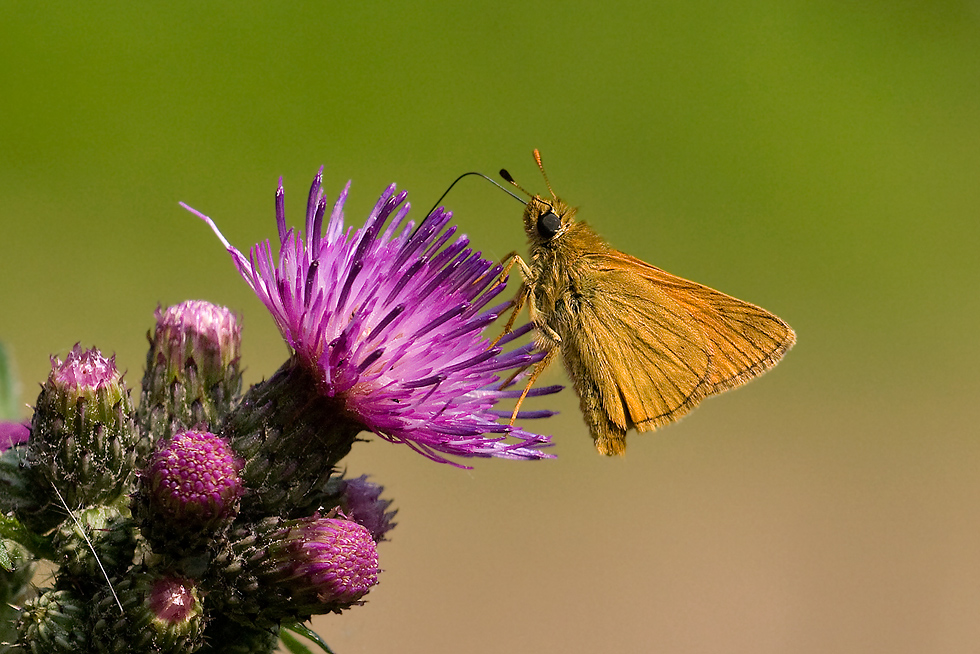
537, 211, 561, 239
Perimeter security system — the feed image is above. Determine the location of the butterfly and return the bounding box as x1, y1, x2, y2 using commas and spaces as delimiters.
496, 150, 796, 455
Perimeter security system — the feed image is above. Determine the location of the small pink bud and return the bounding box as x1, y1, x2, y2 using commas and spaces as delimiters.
149, 576, 198, 625
144, 430, 243, 529
282, 517, 379, 606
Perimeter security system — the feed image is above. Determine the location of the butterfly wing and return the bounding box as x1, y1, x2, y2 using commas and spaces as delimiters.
611, 250, 797, 393
559, 248, 795, 454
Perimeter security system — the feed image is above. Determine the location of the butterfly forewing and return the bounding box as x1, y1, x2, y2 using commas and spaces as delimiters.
607, 251, 796, 388
579, 261, 713, 424
576, 249, 795, 437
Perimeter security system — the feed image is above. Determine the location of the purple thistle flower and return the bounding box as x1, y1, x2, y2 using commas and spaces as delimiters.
183, 169, 559, 465
28, 344, 141, 510
140, 301, 243, 443
212, 514, 380, 623
91, 569, 204, 651
153, 300, 242, 381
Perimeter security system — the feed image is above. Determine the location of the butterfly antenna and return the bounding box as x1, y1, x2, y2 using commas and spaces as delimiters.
425, 171, 524, 217
532, 149, 558, 201
498, 167, 534, 197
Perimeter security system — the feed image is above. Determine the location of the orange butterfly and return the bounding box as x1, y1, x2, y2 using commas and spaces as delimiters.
497, 150, 796, 455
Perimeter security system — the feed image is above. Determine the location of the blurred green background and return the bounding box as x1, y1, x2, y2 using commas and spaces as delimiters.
3, 2, 980, 652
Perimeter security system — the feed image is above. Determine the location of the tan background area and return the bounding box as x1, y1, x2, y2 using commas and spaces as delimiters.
2, 2, 979, 652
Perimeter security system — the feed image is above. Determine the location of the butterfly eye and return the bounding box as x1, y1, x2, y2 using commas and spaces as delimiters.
537, 211, 561, 239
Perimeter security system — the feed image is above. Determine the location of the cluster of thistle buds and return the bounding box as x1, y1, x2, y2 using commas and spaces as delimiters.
0, 169, 560, 653
0, 301, 395, 653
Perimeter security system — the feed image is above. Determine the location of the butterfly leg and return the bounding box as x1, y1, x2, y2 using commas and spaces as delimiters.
507, 343, 560, 425
496, 250, 523, 281
489, 284, 529, 348
500, 281, 563, 421
489, 253, 535, 348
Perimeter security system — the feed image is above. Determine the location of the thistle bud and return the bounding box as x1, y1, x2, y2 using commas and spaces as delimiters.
91, 568, 204, 654
18, 589, 89, 653
276, 516, 379, 606
136, 429, 243, 553
213, 515, 379, 625
27, 345, 142, 511
139, 301, 241, 442
53, 502, 137, 583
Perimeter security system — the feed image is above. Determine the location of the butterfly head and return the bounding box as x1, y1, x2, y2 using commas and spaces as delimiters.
501, 149, 577, 247
523, 195, 576, 246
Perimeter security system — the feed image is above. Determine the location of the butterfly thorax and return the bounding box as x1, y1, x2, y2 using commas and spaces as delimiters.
525, 200, 610, 344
